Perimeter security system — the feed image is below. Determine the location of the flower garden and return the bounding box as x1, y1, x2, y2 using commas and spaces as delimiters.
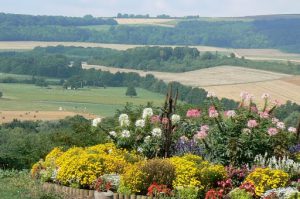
32, 90, 300, 199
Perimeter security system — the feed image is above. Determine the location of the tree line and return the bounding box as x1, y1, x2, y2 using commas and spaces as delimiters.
1, 14, 300, 52
0, 13, 117, 26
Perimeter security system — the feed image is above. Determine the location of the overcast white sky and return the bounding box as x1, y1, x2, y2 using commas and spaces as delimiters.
0, 0, 299, 17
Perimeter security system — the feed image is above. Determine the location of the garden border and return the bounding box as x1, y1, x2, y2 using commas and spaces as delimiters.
42, 183, 174, 199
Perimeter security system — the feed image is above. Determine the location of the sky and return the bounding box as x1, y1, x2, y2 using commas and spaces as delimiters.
0, 0, 299, 17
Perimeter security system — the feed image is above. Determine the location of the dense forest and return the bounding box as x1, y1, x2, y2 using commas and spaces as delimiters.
32, 46, 300, 74
0, 13, 300, 52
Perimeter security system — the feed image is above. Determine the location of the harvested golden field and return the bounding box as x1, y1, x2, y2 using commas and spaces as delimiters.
202, 79, 300, 105
83, 64, 290, 86
0, 111, 96, 124
83, 63, 300, 105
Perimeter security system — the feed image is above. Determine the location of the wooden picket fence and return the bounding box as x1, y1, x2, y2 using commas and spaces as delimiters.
43, 183, 175, 199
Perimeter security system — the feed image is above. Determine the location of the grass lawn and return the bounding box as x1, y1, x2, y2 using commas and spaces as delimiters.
0, 83, 165, 116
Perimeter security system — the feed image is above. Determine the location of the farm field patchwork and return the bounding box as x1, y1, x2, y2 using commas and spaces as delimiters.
1, 41, 300, 62
0, 84, 165, 123
83, 64, 300, 105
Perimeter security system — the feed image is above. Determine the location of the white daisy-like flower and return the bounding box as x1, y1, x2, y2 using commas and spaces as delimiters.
144, 136, 151, 143
171, 114, 181, 124
92, 118, 102, 127
142, 108, 153, 119
151, 128, 162, 137
207, 91, 216, 98
261, 93, 270, 100
109, 131, 117, 137
119, 114, 130, 127
276, 122, 285, 130
121, 130, 130, 138
135, 119, 145, 128
137, 147, 143, 153
288, 127, 297, 133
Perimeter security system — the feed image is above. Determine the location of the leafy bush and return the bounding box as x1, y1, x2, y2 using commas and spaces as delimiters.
140, 158, 175, 189
176, 186, 199, 199
245, 168, 290, 196
229, 188, 253, 199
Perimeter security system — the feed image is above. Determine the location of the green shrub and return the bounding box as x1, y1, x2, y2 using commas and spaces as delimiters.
176, 186, 199, 199
229, 188, 253, 199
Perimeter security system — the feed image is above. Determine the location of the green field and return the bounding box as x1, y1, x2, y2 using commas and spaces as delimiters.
0, 84, 165, 116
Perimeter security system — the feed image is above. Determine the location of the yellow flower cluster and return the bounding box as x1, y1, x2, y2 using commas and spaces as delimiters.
170, 154, 227, 192
33, 143, 142, 187
119, 161, 146, 193
44, 147, 64, 167
245, 168, 290, 196
170, 155, 202, 188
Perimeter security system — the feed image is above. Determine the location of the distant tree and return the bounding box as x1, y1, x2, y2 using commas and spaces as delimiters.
126, 85, 137, 97
35, 78, 48, 87
0, 91, 2, 98
230, 53, 236, 58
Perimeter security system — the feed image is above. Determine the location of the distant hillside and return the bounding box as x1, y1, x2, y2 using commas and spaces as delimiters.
0, 13, 300, 53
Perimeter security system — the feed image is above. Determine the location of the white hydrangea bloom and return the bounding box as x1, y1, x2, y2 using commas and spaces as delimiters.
171, 114, 181, 124
92, 118, 102, 127
276, 122, 285, 130
144, 136, 151, 143
207, 91, 216, 98
135, 119, 145, 128
121, 130, 130, 138
137, 147, 143, 153
142, 108, 153, 119
151, 128, 162, 137
119, 114, 130, 127
109, 131, 117, 137
288, 127, 297, 133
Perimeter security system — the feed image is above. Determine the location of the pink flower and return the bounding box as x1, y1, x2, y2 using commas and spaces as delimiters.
250, 106, 258, 113
240, 91, 249, 100
162, 117, 169, 125
276, 122, 285, 130
150, 115, 160, 124
247, 120, 258, 128
195, 131, 208, 140
225, 110, 236, 118
201, 125, 209, 132
259, 111, 269, 119
209, 106, 219, 118
272, 99, 281, 107
268, 128, 278, 136
186, 109, 201, 118
288, 127, 297, 133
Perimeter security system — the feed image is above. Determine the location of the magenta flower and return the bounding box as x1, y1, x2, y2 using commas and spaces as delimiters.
186, 109, 201, 118
162, 117, 169, 125
247, 120, 258, 128
268, 128, 278, 136
195, 130, 208, 140
209, 106, 219, 118
250, 106, 258, 113
259, 111, 269, 119
150, 115, 160, 124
